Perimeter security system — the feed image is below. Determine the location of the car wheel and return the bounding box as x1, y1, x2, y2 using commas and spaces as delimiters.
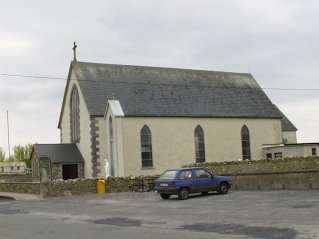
160, 194, 171, 200
178, 188, 189, 200
218, 183, 229, 194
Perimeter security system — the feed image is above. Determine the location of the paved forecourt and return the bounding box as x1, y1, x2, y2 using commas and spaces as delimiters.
0, 190, 318, 239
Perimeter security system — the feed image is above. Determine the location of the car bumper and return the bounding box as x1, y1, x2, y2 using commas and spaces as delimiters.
155, 186, 179, 195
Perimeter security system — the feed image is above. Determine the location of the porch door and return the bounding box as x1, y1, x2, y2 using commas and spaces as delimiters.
62, 164, 78, 180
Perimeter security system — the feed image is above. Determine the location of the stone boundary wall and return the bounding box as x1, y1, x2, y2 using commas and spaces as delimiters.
0, 177, 156, 197
0, 179, 96, 198
1, 157, 319, 197
1, 171, 319, 197
231, 171, 319, 190
105, 176, 158, 193
0, 182, 40, 194
186, 157, 319, 175
41, 179, 96, 198
0, 172, 32, 182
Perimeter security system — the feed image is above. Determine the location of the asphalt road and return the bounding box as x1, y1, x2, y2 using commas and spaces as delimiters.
1, 190, 319, 239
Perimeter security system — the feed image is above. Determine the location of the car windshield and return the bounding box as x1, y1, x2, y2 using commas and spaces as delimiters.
159, 170, 177, 179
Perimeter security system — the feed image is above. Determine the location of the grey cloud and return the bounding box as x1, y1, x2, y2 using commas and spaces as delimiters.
0, 0, 318, 152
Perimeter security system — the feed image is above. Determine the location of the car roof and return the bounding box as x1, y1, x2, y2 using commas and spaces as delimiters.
165, 167, 205, 171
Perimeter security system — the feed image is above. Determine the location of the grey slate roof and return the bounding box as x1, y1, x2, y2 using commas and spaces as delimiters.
71, 61, 282, 118
273, 105, 298, 131
32, 144, 84, 163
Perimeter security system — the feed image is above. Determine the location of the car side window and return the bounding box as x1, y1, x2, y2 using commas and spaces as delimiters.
195, 169, 211, 178
179, 170, 193, 180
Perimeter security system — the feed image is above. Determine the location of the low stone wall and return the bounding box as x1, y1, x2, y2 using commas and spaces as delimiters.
1, 171, 319, 197
231, 171, 319, 190
0, 179, 96, 198
105, 177, 135, 193
41, 179, 96, 198
0, 182, 40, 194
105, 176, 158, 193
0, 177, 157, 197
0, 172, 32, 182
186, 157, 319, 175
1, 157, 319, 197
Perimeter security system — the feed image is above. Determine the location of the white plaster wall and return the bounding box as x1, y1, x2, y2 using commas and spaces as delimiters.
121, 117, 282, 176
59, 72, 73, 144
96, 116, 107, 177
263, 146, 302, 158
282, 131, 297, 144
104, 107, 125, 177
78, 103, 92, 178
116, 117, 125, 177
59, 70, 92, 178
263, 144, 319, 158
303, 145, 319, 156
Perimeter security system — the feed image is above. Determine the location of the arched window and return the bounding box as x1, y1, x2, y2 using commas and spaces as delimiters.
109, 117, 113, 142
194, 125, 206, 163
140, 125, 153, 168
70, 86, 80, 143
241, 125, 251, 160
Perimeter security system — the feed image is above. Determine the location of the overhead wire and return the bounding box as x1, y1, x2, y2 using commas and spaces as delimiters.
1, 72, 319, 91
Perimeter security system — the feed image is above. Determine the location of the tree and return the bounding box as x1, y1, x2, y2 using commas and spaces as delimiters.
13, 144, 26, 161
8, 155, 15, 162
0, 147, 5, 162
11, 143, 33, 167
24, 144, 33, 168
13, 144, 33, 162
25, 144, 33, 159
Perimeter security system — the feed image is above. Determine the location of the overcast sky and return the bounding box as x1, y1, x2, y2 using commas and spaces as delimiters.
0, 0, 318, 156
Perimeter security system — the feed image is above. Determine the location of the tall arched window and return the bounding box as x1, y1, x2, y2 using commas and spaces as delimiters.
70, 86, 80, 143
140, 125, 153, 168
241, 125, 251, 160
195, 125, 206, 163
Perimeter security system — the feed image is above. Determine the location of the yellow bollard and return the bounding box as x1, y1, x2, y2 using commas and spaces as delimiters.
96, 177, 106, 193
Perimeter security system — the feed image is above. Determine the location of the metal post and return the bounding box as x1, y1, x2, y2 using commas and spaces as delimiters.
6, 110, 10, 159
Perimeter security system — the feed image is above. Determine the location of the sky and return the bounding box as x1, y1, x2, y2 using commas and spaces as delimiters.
0, 0, 318, 156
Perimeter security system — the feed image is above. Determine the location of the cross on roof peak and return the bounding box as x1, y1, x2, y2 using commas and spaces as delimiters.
72, 42, 77, 62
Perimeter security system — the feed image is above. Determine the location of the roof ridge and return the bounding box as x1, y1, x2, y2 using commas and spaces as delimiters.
72, 61, 252, 76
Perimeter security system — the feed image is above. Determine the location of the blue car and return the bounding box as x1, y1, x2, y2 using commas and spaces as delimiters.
155, 167, 232, 200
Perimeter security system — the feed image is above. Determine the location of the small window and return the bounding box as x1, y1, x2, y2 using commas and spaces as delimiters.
312, 148, 317, 156
195, 169, 211, 178
274, 152, 283, 159
179, 170, 193, 180
266, 153, 272, 159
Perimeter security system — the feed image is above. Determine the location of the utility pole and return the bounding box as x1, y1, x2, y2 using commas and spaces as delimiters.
6, 110, 10, 159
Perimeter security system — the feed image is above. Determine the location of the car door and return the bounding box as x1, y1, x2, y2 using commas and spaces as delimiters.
194, 169, 214, 192
177, 170, 196, 193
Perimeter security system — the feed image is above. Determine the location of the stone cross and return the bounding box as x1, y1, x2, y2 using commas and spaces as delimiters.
72, 42, 77, 62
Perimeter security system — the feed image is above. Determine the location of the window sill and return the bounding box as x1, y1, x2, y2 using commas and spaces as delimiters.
141, 167, 155, 170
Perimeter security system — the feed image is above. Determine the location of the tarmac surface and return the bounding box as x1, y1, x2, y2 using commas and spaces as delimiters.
0, 190, 319, 239
0, 192, 42, 201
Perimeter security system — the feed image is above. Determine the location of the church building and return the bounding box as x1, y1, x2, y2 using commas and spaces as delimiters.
57, 60, 298, 178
